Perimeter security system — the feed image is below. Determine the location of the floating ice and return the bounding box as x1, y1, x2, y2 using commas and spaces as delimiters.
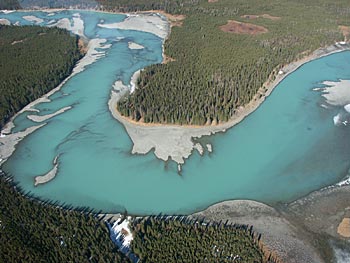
344, 104, 350, 113
333, 114, 341, 126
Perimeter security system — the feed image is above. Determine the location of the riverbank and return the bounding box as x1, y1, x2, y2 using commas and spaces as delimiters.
111, 42, 350, 166
0, 33, 112, 166
193, 183, 350, 263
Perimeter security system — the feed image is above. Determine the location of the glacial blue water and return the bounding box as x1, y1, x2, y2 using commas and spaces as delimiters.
1, 10, 350, 215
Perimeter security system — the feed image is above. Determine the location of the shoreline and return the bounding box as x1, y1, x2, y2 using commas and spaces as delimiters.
115, 42, 350, 130
110, 42, 350, 165
1, 9, 350, 262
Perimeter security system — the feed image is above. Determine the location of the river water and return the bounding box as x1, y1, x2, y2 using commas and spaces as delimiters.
1, 10, 350, 215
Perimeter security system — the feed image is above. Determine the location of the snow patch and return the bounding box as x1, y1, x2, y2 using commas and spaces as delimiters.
344, 104, 350, 113
322, 80, 350, 106
109, 217, 133, 252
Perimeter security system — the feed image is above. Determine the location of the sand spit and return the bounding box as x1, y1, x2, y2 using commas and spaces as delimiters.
0, 18, 11, 25
0, 36, 110, 165
109, 89, 212, 164
34, 155, 59, 186
23, 15, 44, 24
27, 106, 72, 122
98, 13, 169, 39
128, 41, 144, 50
112, 43, 350, 165
322, 79, 350, 106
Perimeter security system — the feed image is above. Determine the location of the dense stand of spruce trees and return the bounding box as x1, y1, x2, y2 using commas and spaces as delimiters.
116, 0, 348, 125
0, 25, 82, 130
0, 0, 20, 9
131, 216, 279, 263
0, 173, 131, 262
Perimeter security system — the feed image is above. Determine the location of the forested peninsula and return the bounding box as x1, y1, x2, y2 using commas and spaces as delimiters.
5, 1, 350, 127
0, 25, 82, 130
115, 0, 350, 125
0, 22, 273, 263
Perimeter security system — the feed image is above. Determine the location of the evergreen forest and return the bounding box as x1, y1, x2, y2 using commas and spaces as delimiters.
0, 173, 130, 262
115, 0, 350, 125
5, 0, 350, 125
0, 0, 20, 9
0, 23, 271, 263
130, 216, 278, 263
0, 25, 82, 130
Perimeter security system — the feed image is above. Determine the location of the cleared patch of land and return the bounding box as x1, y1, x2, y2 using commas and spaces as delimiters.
241, 14, 281, 20
339, 25, 350, 41
220, 20, 268, 35
162, 54, 175, 64
337, 218, 350, 238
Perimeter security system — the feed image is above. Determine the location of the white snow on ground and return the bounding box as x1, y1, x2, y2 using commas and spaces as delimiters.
333, 114, 341, 126
1, 10, 15, 14
129, 70, 140, 94
344, 104, 350, 113
109, 217, 133, 251
337, 176, 350, 187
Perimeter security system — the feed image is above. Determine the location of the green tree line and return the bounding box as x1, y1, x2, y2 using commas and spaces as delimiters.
130, 216, 279, 263
0, 172, 131, 262
0, 25, 82, 130
115, 0, 349, 125
0, 0, 20, 9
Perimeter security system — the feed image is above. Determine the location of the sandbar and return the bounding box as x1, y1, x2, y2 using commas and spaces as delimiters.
0, 34, 111, 165
48, 14, 86, 39
34, 155, 59, 186
128, 41, 144, 50
322, 79, 350, 106
0, 18, 10, 25
98, 13, 169, 39
27, 106, 72, 122
23, 15, 44, 24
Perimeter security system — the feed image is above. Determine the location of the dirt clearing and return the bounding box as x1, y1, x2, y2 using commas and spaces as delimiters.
220, 20, 268, 35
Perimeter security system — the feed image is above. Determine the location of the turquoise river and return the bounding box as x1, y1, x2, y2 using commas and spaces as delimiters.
1, 10, 350, 215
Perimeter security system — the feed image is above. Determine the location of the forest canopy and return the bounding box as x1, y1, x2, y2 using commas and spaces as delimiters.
116, 0, 350, 125
0, 25, 82, 130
